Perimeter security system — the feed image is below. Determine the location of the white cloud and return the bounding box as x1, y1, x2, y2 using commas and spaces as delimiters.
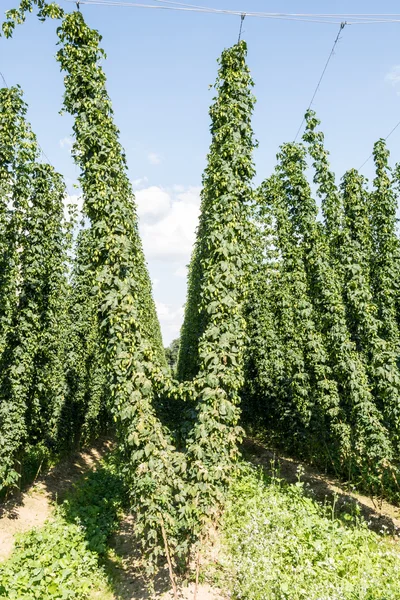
135, 186, 171, 222
148, 152, 162, 165
132, 176, 149, 189
385, 66, 400, 94
174, 264, 188, 278
60, 136, 73, 152
137, 184, 200, 343
137, 185, 201, 260
62, 183, 200, 344
176, 187, 202, 206
155, 301, 184, 344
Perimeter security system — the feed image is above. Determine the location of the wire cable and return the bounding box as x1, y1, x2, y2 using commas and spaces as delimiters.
60, 1, 400, 175
238, 12, 245, 42
294, 22, 346, 142
61, 0, 346, 23
359, 120, 400, 170
0, 71, 8, 88
62, 0, 400, 24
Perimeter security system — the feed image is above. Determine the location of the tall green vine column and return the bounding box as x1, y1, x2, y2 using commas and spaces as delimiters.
178, 42, 256, 384
0, 86, 35, 488
257, 175, 313, 447
56, 12, 185, 570
300, 210, 394, 488
265, 145, 348, 466
0, 87, 25, 362
393, 164, 400, 333
303, 116, 395, 486
64, 228, 110, 446
242, 190, 284, 430
180, 42, 256, 538
23, 163, 70, 450
302, 110, 343, 260
0, 86, 70, 488
340, 169, 400, 445
369, 140, 400, 350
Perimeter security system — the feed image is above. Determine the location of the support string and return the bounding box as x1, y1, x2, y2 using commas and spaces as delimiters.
294, 21, 346, 142
238, 13, 245, 43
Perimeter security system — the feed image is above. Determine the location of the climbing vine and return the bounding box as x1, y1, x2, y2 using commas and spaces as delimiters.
2, 3, 258, 571
180, 42, 256, 544
3, 0, 400, 577
268, 144, 347, 465
0, 86, 70, 488
55, 11, 189, 572
64, 228, 111, 446
1, 0, 63, 38
369, 141, 400, 351
245, 111, 398, 493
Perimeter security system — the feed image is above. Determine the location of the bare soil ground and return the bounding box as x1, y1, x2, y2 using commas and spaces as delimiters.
0, 438, 113, 561
106, 515, 226, 600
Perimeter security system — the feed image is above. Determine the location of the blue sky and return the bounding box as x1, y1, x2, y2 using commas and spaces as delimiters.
2, 1, 400, 344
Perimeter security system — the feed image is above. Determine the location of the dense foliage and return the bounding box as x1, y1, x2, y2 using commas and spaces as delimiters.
245, 111, 400, 496
2, 2, 256, 574
179, 40, 257, 550
2, 0, 400, 586
55, 11, 187, 572
54, 11, 258, 572
0, 86, 73, 489
0, 80, 113, 493
64, 229, 110, 445
164, 338, 180, 374
221, 464, 400, 599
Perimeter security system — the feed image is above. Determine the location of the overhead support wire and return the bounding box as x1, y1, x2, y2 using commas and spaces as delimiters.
62, 0, 345, 23
358, 120, 400, 171
0, 71, 9, 88
58, 1, 400, 175
62, 1, 400, 24
294, 22, 346, 142
238, 13, 245, 43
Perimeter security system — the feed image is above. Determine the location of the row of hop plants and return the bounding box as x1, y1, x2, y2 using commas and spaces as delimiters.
2, 0, 400, 586
1, 0, 254, 584
244, 112, 400, 498
0, 84, 109, 490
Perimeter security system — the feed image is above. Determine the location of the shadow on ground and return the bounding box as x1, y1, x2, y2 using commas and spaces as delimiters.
0, 438, 112, 519
105, 514, 171, 600
42, 438, 114, 504
0, 438, 113, 562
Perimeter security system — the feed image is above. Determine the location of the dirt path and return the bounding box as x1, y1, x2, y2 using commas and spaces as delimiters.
0, 438, 113, 561
243, 438, 400, 536
106, 515, 225, 600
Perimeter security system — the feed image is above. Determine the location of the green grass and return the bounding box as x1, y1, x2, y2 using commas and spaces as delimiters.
0, 455, 126, 600
2, 453, 400, 599
220, 464, 400, 600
